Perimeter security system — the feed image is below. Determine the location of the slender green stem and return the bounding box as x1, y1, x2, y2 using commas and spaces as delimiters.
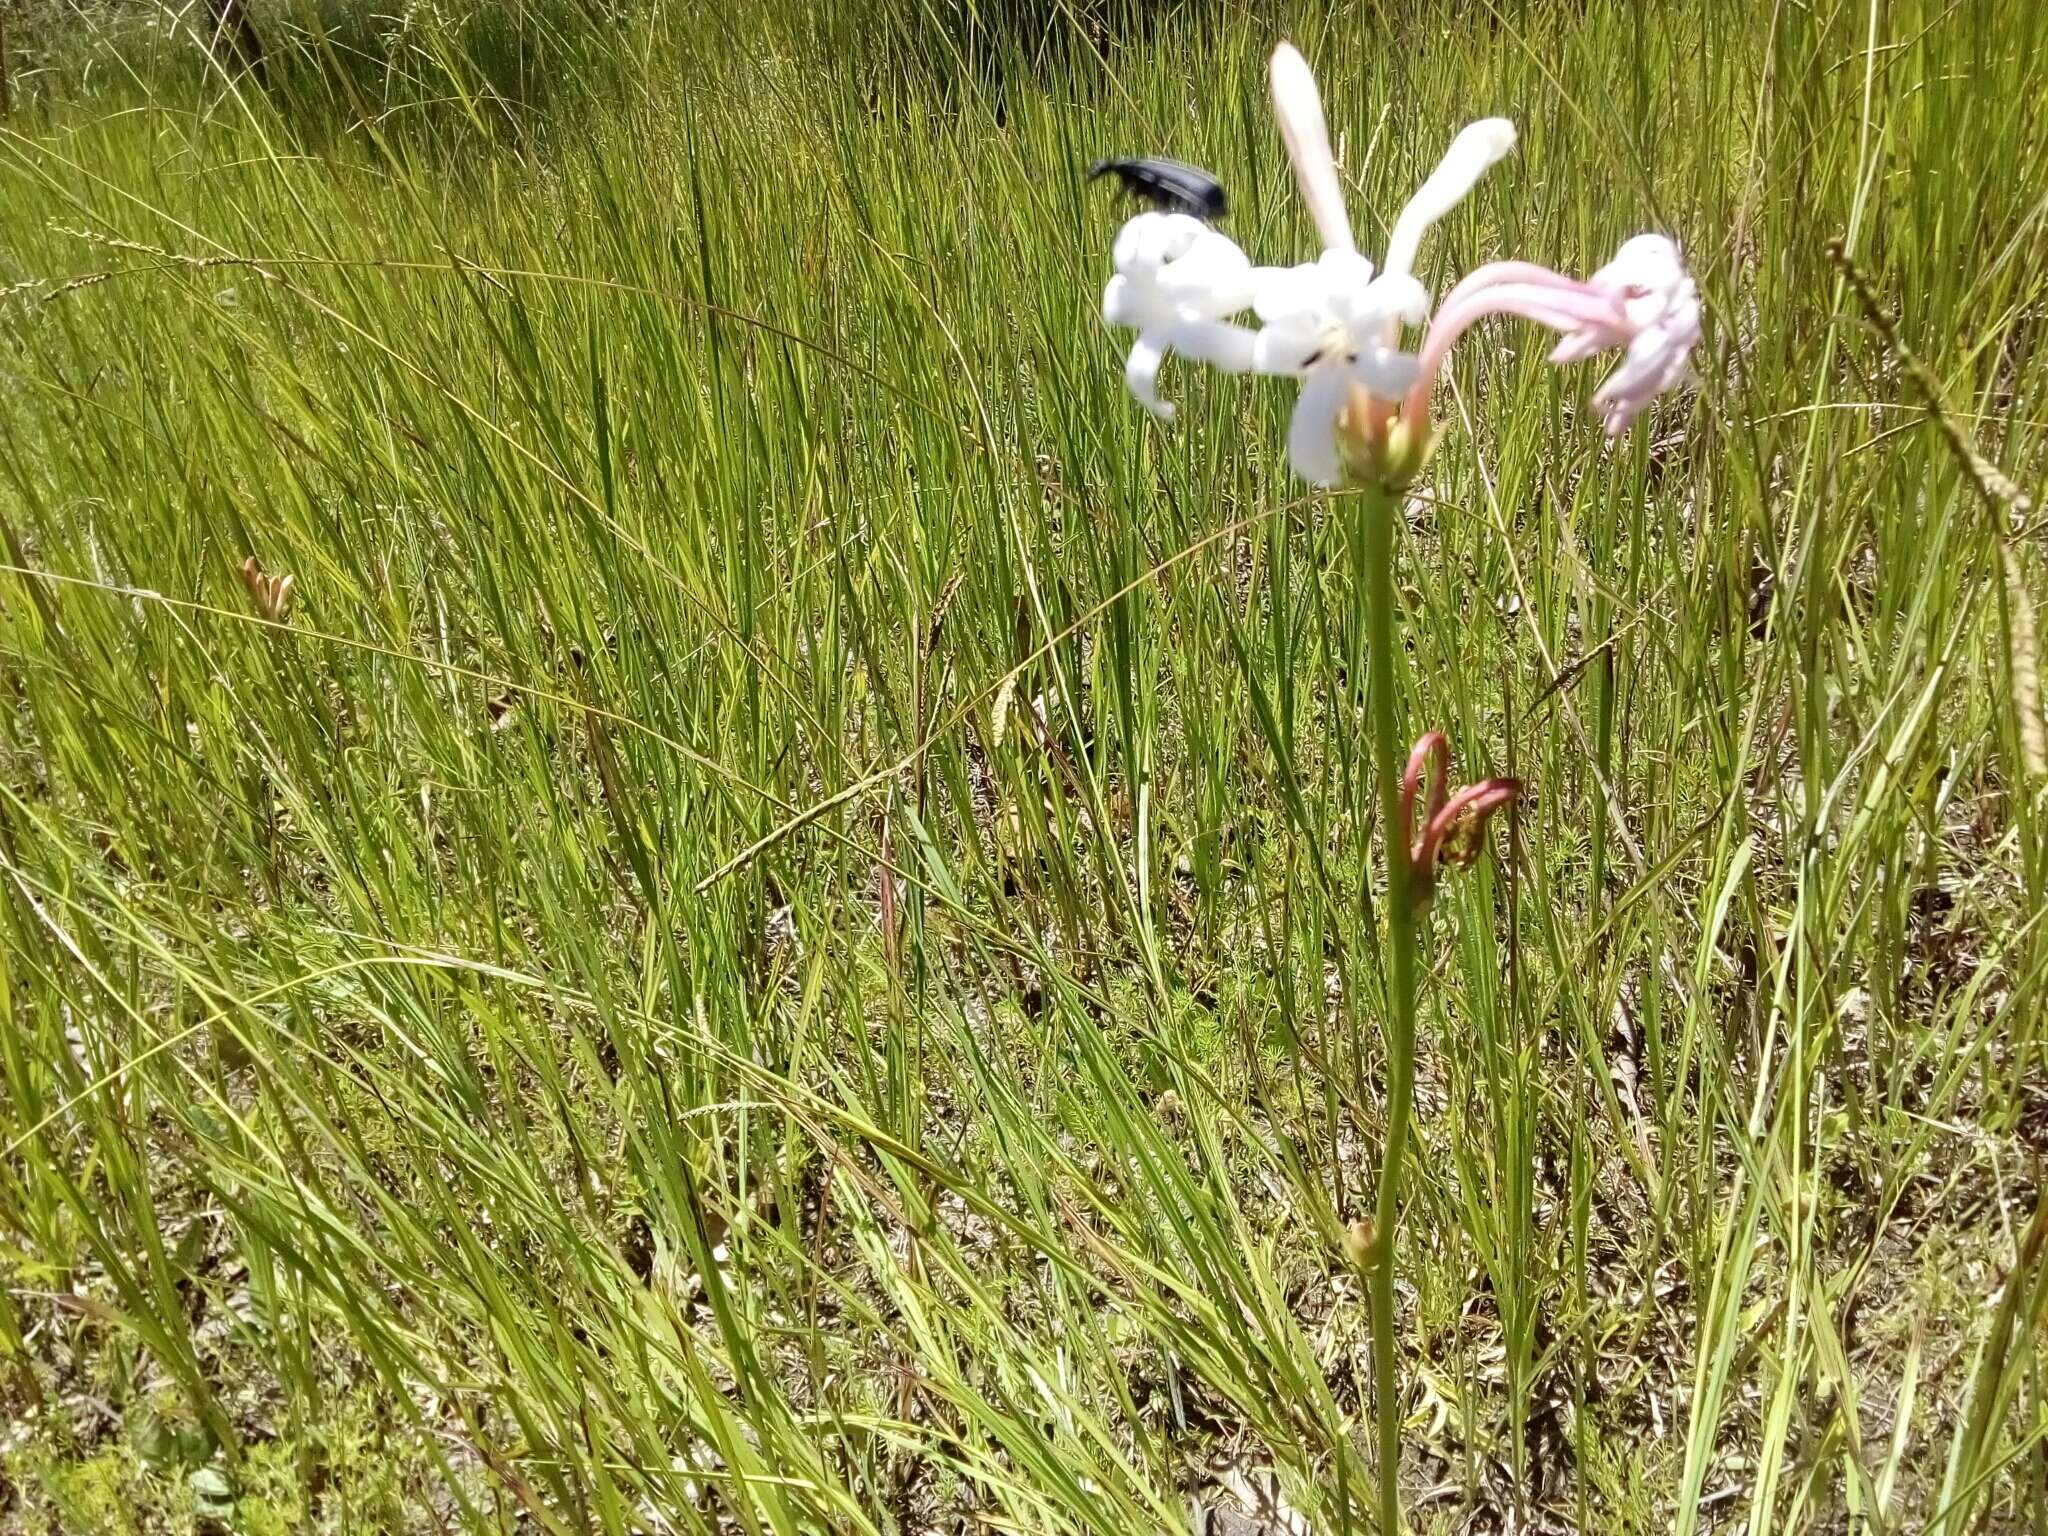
1358, 480, 1419, 1535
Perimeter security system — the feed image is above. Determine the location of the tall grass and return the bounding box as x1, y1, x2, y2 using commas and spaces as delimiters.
3, 0, 2045, 1530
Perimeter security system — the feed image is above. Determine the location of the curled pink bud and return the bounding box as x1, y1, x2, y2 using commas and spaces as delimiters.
1400, 731, 1518, 908
1401, 731, 1452, 866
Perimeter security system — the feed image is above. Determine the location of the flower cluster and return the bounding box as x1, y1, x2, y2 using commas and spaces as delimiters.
1100, 42, 1702, 487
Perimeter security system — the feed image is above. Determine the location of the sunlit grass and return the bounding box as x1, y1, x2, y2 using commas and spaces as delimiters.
2, 1, 2045, 1531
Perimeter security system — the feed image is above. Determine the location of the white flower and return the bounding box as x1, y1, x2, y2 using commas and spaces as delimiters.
1101, 212, 1261, 419
1093, 41, 1698, 483
1246, 252, 1428, 485
1257, 42, 1517, 485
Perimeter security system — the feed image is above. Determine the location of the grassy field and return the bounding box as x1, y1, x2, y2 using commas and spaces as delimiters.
2, 1, 2046, 1531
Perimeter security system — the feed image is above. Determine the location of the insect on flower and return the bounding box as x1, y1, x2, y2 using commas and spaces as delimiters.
1088, 157, 1229, 221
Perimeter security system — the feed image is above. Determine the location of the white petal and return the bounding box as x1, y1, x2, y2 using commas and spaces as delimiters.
1591, 234, 1687, 298
1125, 332, 1174, 419
1591, 377, 1652, 435
1156, 229, 1258, 317
1590, 318, 1698, 434
1251, 316, 1330, 375
1348, 272, 1430, 331
1270, 43, 1355, 254
1602, 323, 1689, 399
1355, 345, 1421, 399
1102, 274, 1151, 329
1317, 248, 1376, 283
1287, 367, 1352, 487
1114, 212, 1206, 278
1253, 263, 1331, 322
1167, 318, 1259, 373
1145, 213, 1210, 261
1546, 329, 1610, 364
1313, 248, 1378, 318
1111, 215, 1155, 272
1382, 118, 1518, 278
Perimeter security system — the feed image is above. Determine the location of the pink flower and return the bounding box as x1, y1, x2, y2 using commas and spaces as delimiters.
1400, 732, 1520, 908
1405, 234, 1702, 437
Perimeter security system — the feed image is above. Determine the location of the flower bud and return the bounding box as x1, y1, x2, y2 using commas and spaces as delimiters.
1336, 381, 1436, 489
237, 556, 293, 624
1344, 1216, 1379, 1273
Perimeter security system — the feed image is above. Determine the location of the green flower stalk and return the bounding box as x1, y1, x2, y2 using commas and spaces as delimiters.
1091, 34, 1699, 1534
1355, 473, 1419, 1536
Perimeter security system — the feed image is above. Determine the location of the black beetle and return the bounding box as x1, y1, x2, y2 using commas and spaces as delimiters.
1087, 157, 1228, 221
